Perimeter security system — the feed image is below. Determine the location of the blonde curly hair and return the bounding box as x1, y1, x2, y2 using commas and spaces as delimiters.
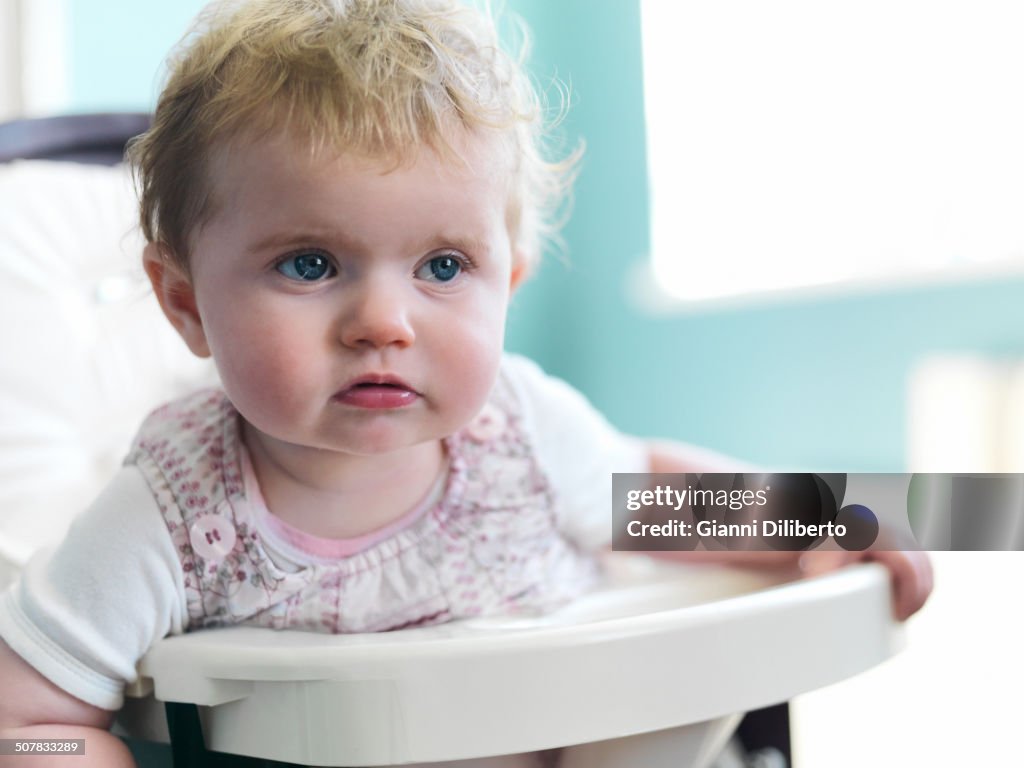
128, 0, 579, 274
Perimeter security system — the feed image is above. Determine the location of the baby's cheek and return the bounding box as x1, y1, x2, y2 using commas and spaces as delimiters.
447, 317, 505, 413
214, 330, 315, 423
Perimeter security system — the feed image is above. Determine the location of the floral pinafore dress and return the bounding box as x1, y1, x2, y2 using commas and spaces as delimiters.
125, 372, 599, 633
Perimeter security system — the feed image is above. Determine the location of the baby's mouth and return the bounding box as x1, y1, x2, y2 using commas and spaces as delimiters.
333, 375, 419, 409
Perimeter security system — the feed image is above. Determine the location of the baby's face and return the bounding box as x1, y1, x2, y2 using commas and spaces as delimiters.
182, 132, 516, 456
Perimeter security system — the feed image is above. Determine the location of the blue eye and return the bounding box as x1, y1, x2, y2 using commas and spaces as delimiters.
417, 255, 463, 283
276, 252, 335, 281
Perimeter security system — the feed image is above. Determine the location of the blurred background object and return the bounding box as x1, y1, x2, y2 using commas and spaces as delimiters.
908, 356, 1024, 472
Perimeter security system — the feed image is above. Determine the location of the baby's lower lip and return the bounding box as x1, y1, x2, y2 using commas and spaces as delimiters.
333, 385, 418, 409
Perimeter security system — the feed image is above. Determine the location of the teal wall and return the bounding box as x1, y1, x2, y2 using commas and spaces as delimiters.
63, 0, 1024, 471
65, 1, 207, 112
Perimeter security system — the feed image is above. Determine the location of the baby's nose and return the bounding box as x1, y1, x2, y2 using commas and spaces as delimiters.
339, 280, 416, 349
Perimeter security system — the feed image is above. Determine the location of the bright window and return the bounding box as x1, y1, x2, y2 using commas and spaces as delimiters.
641, 1, 1024, 304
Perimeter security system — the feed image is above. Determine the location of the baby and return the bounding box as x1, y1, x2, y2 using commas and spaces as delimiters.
0, 0, 931, 766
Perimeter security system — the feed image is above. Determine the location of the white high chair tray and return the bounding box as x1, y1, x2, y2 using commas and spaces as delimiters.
119, 555, 902, 766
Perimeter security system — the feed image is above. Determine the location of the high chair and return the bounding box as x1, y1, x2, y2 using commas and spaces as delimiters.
114, 554, 898, 768
0, 114, 903, 768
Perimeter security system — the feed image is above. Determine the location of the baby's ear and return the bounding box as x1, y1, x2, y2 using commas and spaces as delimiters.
509, 249, 530, 292
143, 243, 212, 358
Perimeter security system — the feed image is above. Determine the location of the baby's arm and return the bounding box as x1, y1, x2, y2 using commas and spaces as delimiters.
644, 441, 933, 620
503, 354, 930, 620
0, 466, 185, 768
0, 639, 134, 767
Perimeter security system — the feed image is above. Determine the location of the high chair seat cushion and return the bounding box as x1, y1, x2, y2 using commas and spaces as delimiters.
0, 160, 215, 570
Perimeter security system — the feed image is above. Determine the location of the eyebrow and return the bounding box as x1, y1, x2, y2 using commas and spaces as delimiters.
246, 230, 492, 258
245, 230, 370, 257
430, 233, 492, 258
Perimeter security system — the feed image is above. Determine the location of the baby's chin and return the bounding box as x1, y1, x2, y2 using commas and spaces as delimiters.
237, 393, 486, 458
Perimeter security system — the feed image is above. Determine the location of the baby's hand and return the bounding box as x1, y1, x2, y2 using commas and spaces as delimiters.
798, 548, 933, 621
